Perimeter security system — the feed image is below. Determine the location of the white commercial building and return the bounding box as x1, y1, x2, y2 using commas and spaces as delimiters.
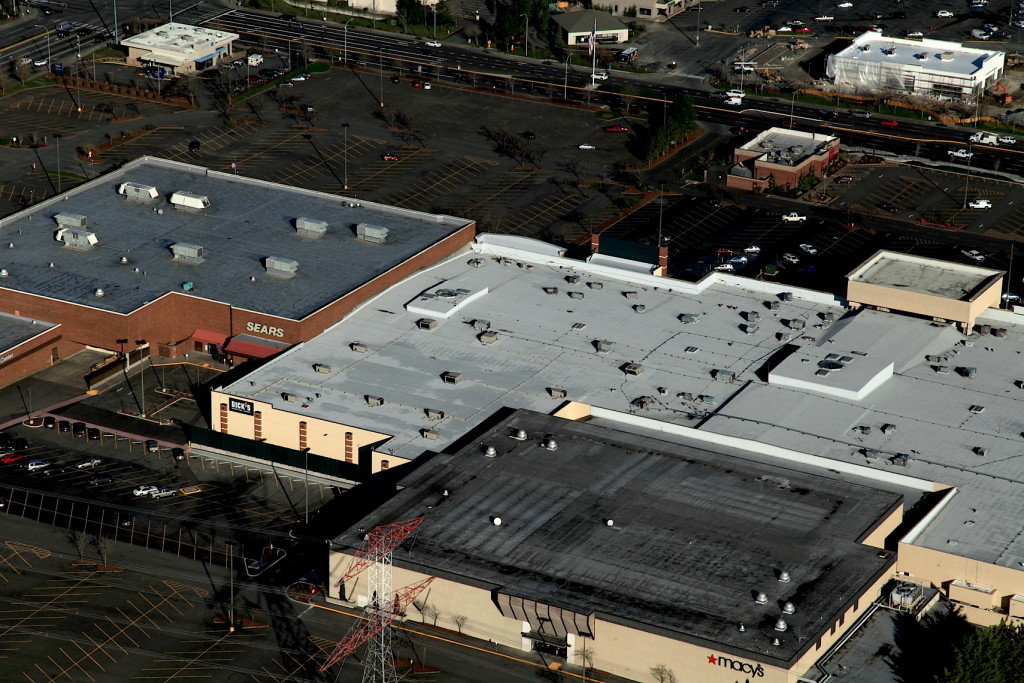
121, 22, 238, 76
826, 32, 1004, 101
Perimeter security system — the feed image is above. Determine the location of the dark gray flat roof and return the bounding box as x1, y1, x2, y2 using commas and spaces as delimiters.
334, 410, 901, 665
0, 312, 59, 352
0, 158, 471, 319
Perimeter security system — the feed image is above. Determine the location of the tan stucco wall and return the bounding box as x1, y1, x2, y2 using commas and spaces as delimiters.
210, 389, 392, 471
551, 401, 593, 421
860, 503, 903, 549
899, 542, 1024, 619
847, 278, 1001, 328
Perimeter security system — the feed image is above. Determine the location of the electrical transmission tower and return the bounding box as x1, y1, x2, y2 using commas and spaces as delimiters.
319, 517, 434, 682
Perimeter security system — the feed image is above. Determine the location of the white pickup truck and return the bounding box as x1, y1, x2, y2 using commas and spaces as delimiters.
781, 212, 807, 222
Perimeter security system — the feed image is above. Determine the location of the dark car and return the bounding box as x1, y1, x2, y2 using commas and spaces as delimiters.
58, 420, 70, 432
119, 512, 135, 527
12, 437, 27, 451
43, 416, 56, 429
0, 432, 12, 450
87, 428, 100, 440
88, 475, 112, 486
72, 422, 87, 437
41, 466, 65, 476
879, 201, 898, 213
145, 439, 159, 453
390, 75, 400, 83
171, 448, 186, 461
521, 131, 536, 140
188, 140, 201, 152
891, 10, 906, 18
75, 27, 94, 36
56, 29, 69, 37
733, 5, 752, 10
279, 13, 296, 20
835, 175, 855, 184
819, 110, 839, 121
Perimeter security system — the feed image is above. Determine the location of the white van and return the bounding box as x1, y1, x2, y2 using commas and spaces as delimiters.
26, 460, 49, 471
969, 132, 999, 146
725, 97, 744, 105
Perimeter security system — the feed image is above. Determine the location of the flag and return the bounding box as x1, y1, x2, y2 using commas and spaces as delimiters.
588, 21, 596, 57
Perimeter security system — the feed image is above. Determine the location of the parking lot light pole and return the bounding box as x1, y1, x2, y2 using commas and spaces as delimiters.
789, 90, 798, 130
963, 143, 974, 209
432, 5, 437, 39
696, 5, 702, 45
34, 25, 50, 68
225, 540, 237, 633
75, 35, 82, 112
341, 123, 349, 190
379, 48, 384, 107
136, 339, 146, 416
302, 447, 311, 524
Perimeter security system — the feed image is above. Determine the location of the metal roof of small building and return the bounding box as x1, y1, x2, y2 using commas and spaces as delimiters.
831, 32, 1002, 76
0, 157, 472, 320
333, 410, 900, 666
552, 9, 627, 33
120, 22, 238, 53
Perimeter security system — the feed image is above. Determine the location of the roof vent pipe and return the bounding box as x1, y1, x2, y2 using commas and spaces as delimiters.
739, 623, 746, 632
605, 519, 614, 527
544, 439, 558, 451
775, 617, 788, 631
0, 269, 8, 278
783, 601, 796, 614
755, 591, 768, 604
483, 445, 497, 457
778, 570, 791, 583
95, 288, 105, 297
492, 517, 502, 526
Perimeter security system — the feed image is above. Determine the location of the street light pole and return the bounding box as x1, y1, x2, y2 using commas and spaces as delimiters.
75, 35, 82, 112
136, 339, 146, 416
521, 13, 528, 57
225, 540, 237, 633
789, 91, 798, 130
696, 5, 702, 45
379, 48, 384, 107
55, 133, 61, 193
34, 25, 50, 69
564, 56, 570, 99
341, 123, 349, 190
432, 5, 437, 39
963, 143, 974, 209
303, 447, 311, 525
343, 18, 353, 66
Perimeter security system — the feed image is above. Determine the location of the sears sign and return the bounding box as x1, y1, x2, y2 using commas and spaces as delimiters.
229, 398, 254, 416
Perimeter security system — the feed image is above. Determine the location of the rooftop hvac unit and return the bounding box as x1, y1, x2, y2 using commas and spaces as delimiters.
295, 217, 328, 238
170, 242, 205, 264
53, 212, 87, 228
769, 300, 780, 311
118, 182, 158, 202
351, 342, 369, 353
781, 291, 794, 302
265, 256, 299, 279
993, 328, 1007, 338
679, 313, 701, 324
822, 312, 835, 323
745, 323, 759, 335
633, 304, 647, 314
587, 281, 604, 290
425, 408, 445, 420
441, 371, 464, 384
472, 319, 491, 332
747, 311, 761, 322
479, 331, 500, 344
715, 369, 736, 382
416, 318, 438, 330
170, 191, 210, 210
313, 363, 332, 374
356, 223, 389, 244
622, 362, 644, 376
510, 428, 527, 440
939, 50, 955, 60
468, 258, 485, 268
366, 395, 384, 407
421, 428, 440, 440
55, 227, 98, 251
548, 387, 567, 398
624, 291, 638, 299
963, 367, 978, 379
789, 318, 806, 330
568, 291, 585, 300
596, 339, 615, 353
282, 392, 298, 402
976, 324, 992, 335
543, 286, 559, 295
566, 275, 580, 284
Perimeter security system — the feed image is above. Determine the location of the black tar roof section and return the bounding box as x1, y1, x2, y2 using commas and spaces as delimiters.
0, 157, 471, 320
0, 312, 58, 352
336, 410, 900, 665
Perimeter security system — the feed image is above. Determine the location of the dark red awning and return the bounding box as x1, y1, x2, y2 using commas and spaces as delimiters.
192, 329, 228, 345
224, 338, 283, 359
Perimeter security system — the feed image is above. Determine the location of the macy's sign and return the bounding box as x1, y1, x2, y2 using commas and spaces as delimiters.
707, 653, 765, 678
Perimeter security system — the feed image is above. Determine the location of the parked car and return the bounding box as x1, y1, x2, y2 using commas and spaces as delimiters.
299, 103, 314, 112
936, 10, 955, 17
75, 457, 102, 469
835, 175, 855, 183
743, 245, 761, 253
851, 110, 871, 119
1, 453, 26, 464
728, 256, 749, 265
171, 448, 186, 461
72, 422, 86, 437
1002, 292, 1021, 303
145, 439, 159, 453
879, 201, 898, 213
578, 143, 596, 150
712, 263, 735, 272
968, 199, 993, 209
782, 253, 800, 264
33, 58, 47, 67
88, 475, 112, 486
87, 428, 100, 440
521, 131, 537, 140
835, 2, 854, 7
290, 73, 310, 82
12, 437, 27, 451
961, 249, 986, 262
781, 213, 807, 222
604, 125, 630, 132
41, 466, 64, 476
799, 243, 819, 254
133, 484, 159, 497
150, 487, 178, 499
905, 30, 924, 38
43, 416, 56, 429
26, 460, 49, 472
724, 97, 744, 105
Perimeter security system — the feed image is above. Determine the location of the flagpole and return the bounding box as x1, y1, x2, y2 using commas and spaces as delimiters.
589, 20, 597, 81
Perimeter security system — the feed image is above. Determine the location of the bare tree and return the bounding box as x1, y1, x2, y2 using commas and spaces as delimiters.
96, 536, 113, 565
452, 614, 468, 634
14, 62, 32, 84
650, 664, 678, 683
0, 70, 12, 93
69, 530, 89, 560
620, 85, 640, 115
578, 642, 595, 680
423, 604, 440, 626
